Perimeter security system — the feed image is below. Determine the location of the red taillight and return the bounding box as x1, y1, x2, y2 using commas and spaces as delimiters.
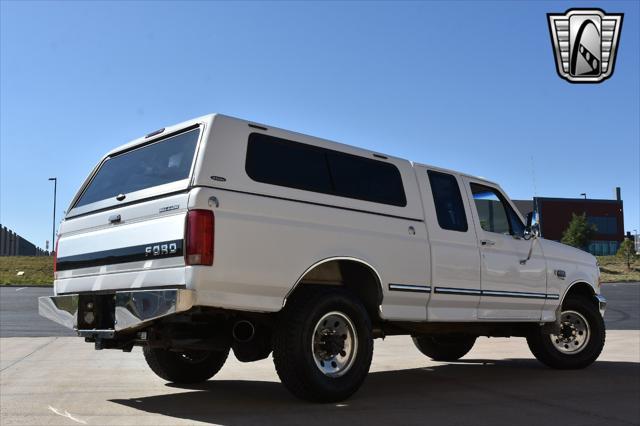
53, 237, 59, 275
185, 209, 214, 266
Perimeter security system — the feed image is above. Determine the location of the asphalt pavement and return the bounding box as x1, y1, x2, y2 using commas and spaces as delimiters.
0, 286, 74, 337
1, 331, 638, 425
1, 283, 638, 337
598, 282, 640, 330
1, 283, 638, 425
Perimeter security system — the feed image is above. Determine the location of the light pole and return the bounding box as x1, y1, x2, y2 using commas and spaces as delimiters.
48, 177, 57, 254
580, 193, 587, 199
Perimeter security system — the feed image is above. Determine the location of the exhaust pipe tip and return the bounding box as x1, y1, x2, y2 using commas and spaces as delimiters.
232, 320, 255, 343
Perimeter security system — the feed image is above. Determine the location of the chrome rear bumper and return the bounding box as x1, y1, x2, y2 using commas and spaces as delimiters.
38, 289, 195, 333
595, 294, 607, 317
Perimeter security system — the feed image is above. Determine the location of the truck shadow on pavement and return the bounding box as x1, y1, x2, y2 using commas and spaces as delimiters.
110, 358, 640, 426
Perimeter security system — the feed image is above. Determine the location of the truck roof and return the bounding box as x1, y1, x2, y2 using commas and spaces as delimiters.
106, 113, 218, 156
411, 161, 499, 187
105, 113, 499, 187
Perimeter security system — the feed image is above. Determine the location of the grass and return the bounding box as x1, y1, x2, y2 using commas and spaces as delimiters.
597, 255, 640, 283
0, 256, 54, 285
1, 254, 638, 286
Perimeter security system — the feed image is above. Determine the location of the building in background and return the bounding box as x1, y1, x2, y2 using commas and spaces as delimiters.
514, 187, 624, 256
0, 225, 49, 256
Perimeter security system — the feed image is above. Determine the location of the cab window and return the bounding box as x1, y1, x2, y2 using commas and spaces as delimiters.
470, 183, 523, 235
427, 170, 468, 232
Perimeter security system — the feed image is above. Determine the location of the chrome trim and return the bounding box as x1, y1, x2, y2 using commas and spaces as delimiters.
388, 284, 431, 293
433, 286, 558, 300
434, 287, 482, 296
595, 294, 607, 317
38, 294, 79, 330
482, 290, 547, 299
559, 280, 597, 307
38, 289, 195, 332
114, 289, 195, 330
284, 256, 384, 307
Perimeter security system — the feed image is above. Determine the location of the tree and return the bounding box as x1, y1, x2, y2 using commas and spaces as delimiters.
617, 238, 637, 272
561, 213, 597, 251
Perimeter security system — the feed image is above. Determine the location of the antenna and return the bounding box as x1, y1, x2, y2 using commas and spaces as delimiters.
530, 155, 538, 197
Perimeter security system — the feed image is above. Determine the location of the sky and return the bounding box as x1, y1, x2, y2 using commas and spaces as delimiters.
1, 1, 639, 249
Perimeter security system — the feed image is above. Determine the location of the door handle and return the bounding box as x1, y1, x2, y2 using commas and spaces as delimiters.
481, 239, 495, 246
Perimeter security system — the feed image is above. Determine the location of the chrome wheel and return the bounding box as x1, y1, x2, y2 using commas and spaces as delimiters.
550, 310, 591, 354
311, 311, 358, 377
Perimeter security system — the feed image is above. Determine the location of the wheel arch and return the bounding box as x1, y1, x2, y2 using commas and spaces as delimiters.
284, 257, 384, 324
560, 280, 598, 308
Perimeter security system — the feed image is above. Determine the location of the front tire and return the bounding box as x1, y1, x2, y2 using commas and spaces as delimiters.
273, 287, 373, 402
527, 296, 605, 369
143, 347, 229, 383
412, 334, 476, 361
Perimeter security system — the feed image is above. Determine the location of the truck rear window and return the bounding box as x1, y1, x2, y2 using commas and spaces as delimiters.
75, 128, 200, 207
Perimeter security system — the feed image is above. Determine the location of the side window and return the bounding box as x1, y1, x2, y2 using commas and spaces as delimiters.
245, 133, 333, 193
470, 184, 511, 234
245, 133, 407, 207
327, 151, 407, 207
507, 207, 526, 237
427, 171, 468, 232
470, 183, 525, 236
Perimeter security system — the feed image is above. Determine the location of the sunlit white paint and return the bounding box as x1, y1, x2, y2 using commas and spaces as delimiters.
53, 113, 599, 323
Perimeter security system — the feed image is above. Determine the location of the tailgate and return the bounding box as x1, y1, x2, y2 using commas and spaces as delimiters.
56, 193, 189, 294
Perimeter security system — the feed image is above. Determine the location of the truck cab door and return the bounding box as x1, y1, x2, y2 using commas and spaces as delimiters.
463, 178, 547, 320
417, 166, 481, 321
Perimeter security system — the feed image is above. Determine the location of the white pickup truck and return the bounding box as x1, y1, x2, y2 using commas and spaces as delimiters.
40, 113, 606, 402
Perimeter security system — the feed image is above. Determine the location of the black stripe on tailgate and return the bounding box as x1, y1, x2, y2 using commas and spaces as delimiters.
56, 239, 184, 271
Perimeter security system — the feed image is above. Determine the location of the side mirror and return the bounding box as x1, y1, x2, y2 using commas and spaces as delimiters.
526, 212, 533, 228
521, 215, 540, 264
531, 223, 541, 237
524, 212, 540, 240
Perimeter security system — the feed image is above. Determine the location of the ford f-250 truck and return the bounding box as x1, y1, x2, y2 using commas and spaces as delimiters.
39, 113, 606, 402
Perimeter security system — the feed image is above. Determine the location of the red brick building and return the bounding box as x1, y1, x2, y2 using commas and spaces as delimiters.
514, 188, 624, 256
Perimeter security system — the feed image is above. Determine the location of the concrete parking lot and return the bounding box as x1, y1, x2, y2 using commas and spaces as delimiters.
1, 283, 639, 425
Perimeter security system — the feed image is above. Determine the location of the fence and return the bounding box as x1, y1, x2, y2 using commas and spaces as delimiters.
0, 224, 49, 256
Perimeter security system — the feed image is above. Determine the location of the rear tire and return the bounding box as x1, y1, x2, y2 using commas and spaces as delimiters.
412, 335, 476, 361
143, 346, 229, 383
273, 287, 373, 402
527, 296, 605, 369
